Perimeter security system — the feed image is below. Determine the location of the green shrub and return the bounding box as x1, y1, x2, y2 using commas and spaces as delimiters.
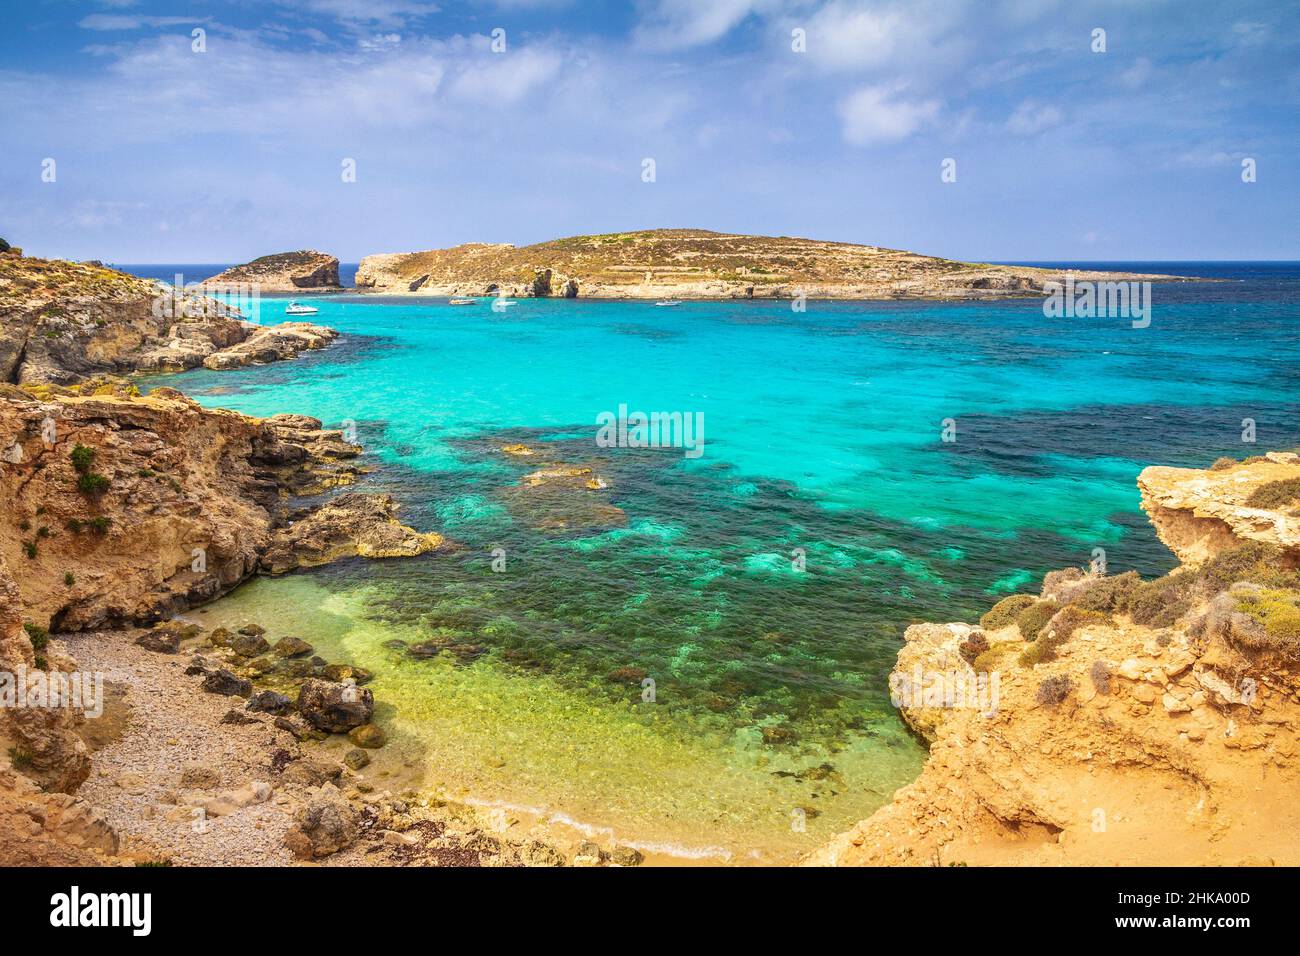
22, 541, 36, 560
64, 572, 75, 587
1197, 542, 1297, 593
1128, 572, 1193, 626
1244, 478, 1300, 511
65, 518, 82, 533
1232, 588, 1300, 659
980, 594, 1037, 630
1034, 606, 1109, 662
1210, 457, 1236, 471
88, 516, 112, 534
33, 655, 47, 671
1016, 599, 1060, 640
7, 747, 33, 771
1069, 571, 1140, 612
77, 472, 110, 495
22, 623, 48, 650
0, 238, 10, 253
70, 444, 95, 474
1018, 641, 1045, 667
972, 649, 1003, 673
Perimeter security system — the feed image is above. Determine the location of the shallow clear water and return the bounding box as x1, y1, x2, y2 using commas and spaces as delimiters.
138, 263, 1300, 862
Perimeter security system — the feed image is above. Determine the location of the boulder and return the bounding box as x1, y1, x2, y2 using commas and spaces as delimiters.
284, 785, 358, 859
343, 748, 371, 771
201, 669, 252, 697
246, 690, 293, 715
231, 632, 271, 658
134, 628, 182, 654
273, 636, 314, 658
297, 678, 374, 733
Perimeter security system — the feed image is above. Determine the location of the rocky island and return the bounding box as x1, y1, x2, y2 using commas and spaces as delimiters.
355, 228, 1188, 300
202, 250, 341, 293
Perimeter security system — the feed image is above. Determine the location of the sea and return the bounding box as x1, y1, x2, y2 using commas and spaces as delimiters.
119, 260, 1300, 862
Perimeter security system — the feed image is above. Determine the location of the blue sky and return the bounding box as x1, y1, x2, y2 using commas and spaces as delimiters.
1, 0, 1297, 262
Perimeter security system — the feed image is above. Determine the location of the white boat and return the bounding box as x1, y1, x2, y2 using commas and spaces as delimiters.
655, 300, 682, 307
449, 298, 477, 306
285, 301, 318, 315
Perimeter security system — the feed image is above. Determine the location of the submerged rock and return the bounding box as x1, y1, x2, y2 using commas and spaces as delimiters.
273, 636, 314, 658
347, 723, 387, 749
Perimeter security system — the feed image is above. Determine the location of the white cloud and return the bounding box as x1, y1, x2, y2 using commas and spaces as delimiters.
449, 47, 563, 104
1005, 99, 1062, 135
801, 0, 970, 75
838, 84, 939, 144
79, 14, 207, 30
633, 0, 767, 50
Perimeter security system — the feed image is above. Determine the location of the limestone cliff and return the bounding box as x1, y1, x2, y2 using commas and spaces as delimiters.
1139, 451, 1300, 566
202, 251, 341, 292
810, 454, 1300, 867
0, 255, 336, 384
0, 384, 442, 632
355, 229, 1189, 300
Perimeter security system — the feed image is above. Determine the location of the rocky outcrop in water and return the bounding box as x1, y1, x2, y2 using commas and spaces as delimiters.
0, 384, 438, 631
810, 455, 1300, 867
355, 229, 1190, 301
0, 255, 337, 384
202, 251, 341, 292
262, 493, 445, 574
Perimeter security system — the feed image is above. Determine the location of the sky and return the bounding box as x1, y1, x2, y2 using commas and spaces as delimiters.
1, 0, 1298, 263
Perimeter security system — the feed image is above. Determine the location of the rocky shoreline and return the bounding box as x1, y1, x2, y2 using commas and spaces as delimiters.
808, 452, 1300, 866
0, 254, 636, 866
4, 249, 1291, 869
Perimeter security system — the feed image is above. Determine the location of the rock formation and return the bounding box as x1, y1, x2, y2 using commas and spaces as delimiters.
0, 383, 440, 631
1139, 451, 1300, 566
0, 255, 336, 384
810, 454, 1300, 867
202, 250, 341, 292
355, 229, 1190, 301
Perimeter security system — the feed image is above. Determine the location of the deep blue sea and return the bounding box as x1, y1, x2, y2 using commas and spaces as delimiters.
124, 261, 1300, 862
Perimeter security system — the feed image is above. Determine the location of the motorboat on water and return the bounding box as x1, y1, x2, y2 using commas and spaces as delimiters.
655, 299, 682, 307
285, 301, 318, 315
449, 298, 477, 305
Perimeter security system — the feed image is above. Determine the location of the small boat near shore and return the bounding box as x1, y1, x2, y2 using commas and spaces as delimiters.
285, 301, 318, 315
449, 298, 477, 305
655, 300, 682, 307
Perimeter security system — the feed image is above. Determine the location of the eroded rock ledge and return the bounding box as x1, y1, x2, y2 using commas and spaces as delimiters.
810, 454, 1300, 867
0, 383, 442, 631
1139, 451, 1300, 566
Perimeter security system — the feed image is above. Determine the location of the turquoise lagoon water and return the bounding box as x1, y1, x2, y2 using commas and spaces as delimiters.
136, 264, 1300, 862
